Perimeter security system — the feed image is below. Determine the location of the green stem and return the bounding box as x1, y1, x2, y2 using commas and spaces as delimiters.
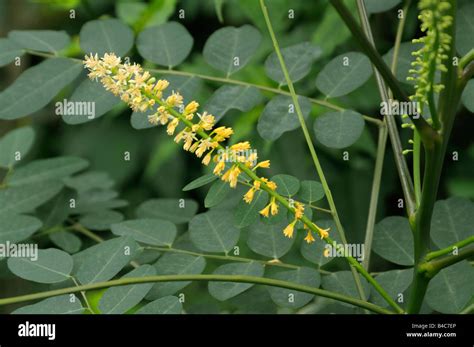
0, 274, 394, 314
71, 223, 104, 243
330, 0, 439, 148
425, 235, 474, 261
420, 246, 474, 278
413, 131, 422, 206
355, 0, 416, 217
144, 246, 332, 274
71, 277, 94, 314
459, 48, 474, 70
362, 124, 387, 270
259, 0, 367, 303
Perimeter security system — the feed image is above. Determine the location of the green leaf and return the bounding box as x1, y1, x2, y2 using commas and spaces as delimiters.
50, 230, 82, 254
0, 58, 82, 120
373, 216, 414, 266
321, 271, 371, 307
111, 219, 177, 246
8, 248, 73, 283
315, 52, 373, 98
137, 22, 193, 68
99, 265, 156, 314
136, 296, 182, 314
247, 218, 294, 259
189, 210, 240, 253
0, 38, 23, 67
271, 174, 300, 197
64, 171, 114, 193
0, 214, 42, 244
9, 30, 70, 53
80, 18, 134, 56
136, 198, 198, 224
298, 180, 324, 203
462, 80, 474, 112
12, 295, 84, 314
62, 78, 120, 124
204, 180, 232, 208
300, 219, 339, 266
431, 197, 474, 249
80, 210, 124, 231
257, 95, 312, 141
8, 156, 88, 187
147, 254, 206, 299
456, 3, 474, 56
131, 75, 202, 129
370, 269, 413, 307
314, 110, 365, 149
0, 126, 35, 168
203, 25, 261, 76
182, 174, 217, 191
426, 261, 474, 313
205, 85, 263, 122
208, 262, 264, 301
234, 190, 268, 228
0, 181, 63, 216
75, 236, 139, 284
265, 42, 321, 85
74, 190, 127, 214
37, 189, 73, 230
364, 0, 401, 13
268, 267, 320, 308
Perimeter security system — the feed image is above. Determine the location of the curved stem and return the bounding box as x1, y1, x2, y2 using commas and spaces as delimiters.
425, 235, 474, 261
260, 0, 367, 302
0, 274, 394, 314
420, 245, 474, 278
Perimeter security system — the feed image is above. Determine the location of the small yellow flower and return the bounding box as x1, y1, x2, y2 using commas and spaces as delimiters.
283, 220, 296, 238
184, 101, 199, 115
304, 231, 316, 244
199, 112, 215, 131
317, 226, 330, 239
213, 160, 226, 175
230, 141, 251, 151
166, 118, 179, 135
166, 91, 183, 107
259, 203, 271, 217
202, 152, 212, 166
294, 202, 304, 219
270, 197, 278, 216
213, 126, 233, 142
243, 187, 255, 203
148, 112, 160, 125
255, 160, 270, 169
267, 181, 277, 191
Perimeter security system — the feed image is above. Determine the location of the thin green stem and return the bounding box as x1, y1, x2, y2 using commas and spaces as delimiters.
259, 0, 367, 303
144, 246, 331, 274
413, 131, 422, 206
363, 124, 387, 270
70, 223, 104, 243
0, 274, 394, 314
308, 204, 332, 214
71, 277, 94, 314
459, 48, 474, 70
420, 246, 474, 278
425, 235, 474, 261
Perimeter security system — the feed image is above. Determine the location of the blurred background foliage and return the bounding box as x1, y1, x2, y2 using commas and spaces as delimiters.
0, 0, 472, 313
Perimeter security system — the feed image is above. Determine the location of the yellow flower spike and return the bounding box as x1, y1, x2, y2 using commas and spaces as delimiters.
270, 197, 278, 216
243, 187, 255, 204
213, 160, 226, 175
259, 203, 271, 217
283, 220, 296, 238
304, 231, 316, 244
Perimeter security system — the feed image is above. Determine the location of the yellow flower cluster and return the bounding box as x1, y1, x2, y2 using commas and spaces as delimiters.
83, 53, 330, 244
